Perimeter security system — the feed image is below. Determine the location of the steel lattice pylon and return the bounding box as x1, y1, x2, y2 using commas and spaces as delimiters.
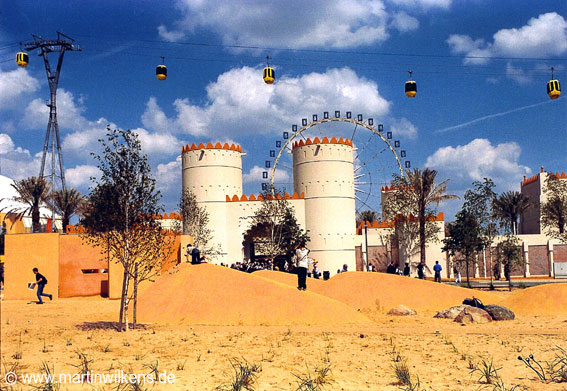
21, 32, 81, 193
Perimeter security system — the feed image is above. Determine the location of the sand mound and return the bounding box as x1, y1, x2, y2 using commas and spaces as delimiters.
137, 264, 371, 326
500, 283, 567, 315
258, 271, 503, 312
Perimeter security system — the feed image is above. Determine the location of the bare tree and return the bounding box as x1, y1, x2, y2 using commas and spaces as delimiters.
81, 128, 166, 331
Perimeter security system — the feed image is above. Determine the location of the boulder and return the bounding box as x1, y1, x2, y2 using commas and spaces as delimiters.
453, 306, 492, 324
434, 305, 468, 319
484, 305, 515, 321
387, 305, 417, 316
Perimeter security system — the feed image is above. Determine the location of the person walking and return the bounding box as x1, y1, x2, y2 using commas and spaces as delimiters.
386, 261, 397, 274
403, 262, 410, 277
454, 265, 462, 283
417, 262, 424, 279
433, 261, 442, 283
32, 267, 52, 304
295, 242, 310, 290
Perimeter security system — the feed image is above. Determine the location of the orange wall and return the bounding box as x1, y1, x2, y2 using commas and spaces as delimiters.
108, 234, 189, 299
4, 233, 60, 300
58, 235, 109, 298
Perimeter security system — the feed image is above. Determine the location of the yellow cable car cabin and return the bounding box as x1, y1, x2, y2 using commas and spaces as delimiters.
16, 51, 29, 68
263, 66, 274, 84
405, 80, 416, 98
547, 79, 561, 99
405, 71, 416, 98
156, 64, 167, 81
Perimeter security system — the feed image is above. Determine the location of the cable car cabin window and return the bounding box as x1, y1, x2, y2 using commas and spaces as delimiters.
405, 82, 416, 92
264, 68, 274, 78
555, 81, 561, 91
547, 82, 552, 94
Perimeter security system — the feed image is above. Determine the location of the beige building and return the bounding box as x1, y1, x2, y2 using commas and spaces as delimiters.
181, 140, 567, 278
182, 138, 356, 276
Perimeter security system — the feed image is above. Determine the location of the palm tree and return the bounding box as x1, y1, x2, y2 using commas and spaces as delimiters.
356, 210, 378, 226
8, 177, 51, 233
49, 188, 86, 231
492, 191, 530, 234
389, 168, 459, 266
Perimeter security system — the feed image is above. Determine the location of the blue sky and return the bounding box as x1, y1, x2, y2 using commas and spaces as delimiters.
0, 0, 565, 219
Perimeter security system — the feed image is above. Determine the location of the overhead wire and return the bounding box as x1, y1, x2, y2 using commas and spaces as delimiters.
72, 33, 567, 62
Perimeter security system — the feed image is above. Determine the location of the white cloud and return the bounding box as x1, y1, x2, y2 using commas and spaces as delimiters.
505, 62, 532, 84
388, 0, 451, 9
425, 138, 531, 191
141, 97, 172, 133
0, 68, 40, 108
132, 128, 182, 155
391, 11, 419, 33
159, 0, 392, 48
65, 165, 100, 188
154, 66, 391, 138
389, 117, 417, 139
23, 89, 88, 130
0, 136, 42, 180
447, 12, 567, 64
156, 158, 181, 190
0, 133, 15, 154
243, 165, 290, 184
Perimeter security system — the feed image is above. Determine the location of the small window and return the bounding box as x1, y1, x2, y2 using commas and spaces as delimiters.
547, 82, 552, 94
555, 81, 561, 91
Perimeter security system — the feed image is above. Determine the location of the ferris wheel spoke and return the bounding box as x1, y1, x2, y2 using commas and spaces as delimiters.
354, 194, 377, 213
351, 123, 358, 141
353, 133, 376, 163
370, 147, 388, 160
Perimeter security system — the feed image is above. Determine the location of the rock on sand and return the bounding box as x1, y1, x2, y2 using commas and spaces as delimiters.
387, 305, 417, 316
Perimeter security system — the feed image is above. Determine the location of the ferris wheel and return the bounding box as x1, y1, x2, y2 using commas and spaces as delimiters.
263, 112, 410, 216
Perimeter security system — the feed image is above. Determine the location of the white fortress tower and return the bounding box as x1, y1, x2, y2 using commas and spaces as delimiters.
292, 137, 356, 274
181, 142, 244, 263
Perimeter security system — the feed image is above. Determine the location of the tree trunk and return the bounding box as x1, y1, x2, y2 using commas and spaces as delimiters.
133, 263, 138, 329
118, 265, 128, 330
488, 246, 494, 290
465, 252, 471, 288
419, 214, 426, 266
32, 206, 40, 233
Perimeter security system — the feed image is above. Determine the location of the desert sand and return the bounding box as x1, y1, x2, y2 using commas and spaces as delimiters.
1, 263, 566, 391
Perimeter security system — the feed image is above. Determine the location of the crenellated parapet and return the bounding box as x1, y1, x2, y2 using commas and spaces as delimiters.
225, 192, 305, 202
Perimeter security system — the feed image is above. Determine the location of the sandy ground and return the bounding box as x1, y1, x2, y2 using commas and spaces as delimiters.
1, 265, 567, 391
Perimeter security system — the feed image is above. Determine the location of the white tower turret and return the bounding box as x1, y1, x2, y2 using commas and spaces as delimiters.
181, 142, 244, 263
292, 137, 356, 275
